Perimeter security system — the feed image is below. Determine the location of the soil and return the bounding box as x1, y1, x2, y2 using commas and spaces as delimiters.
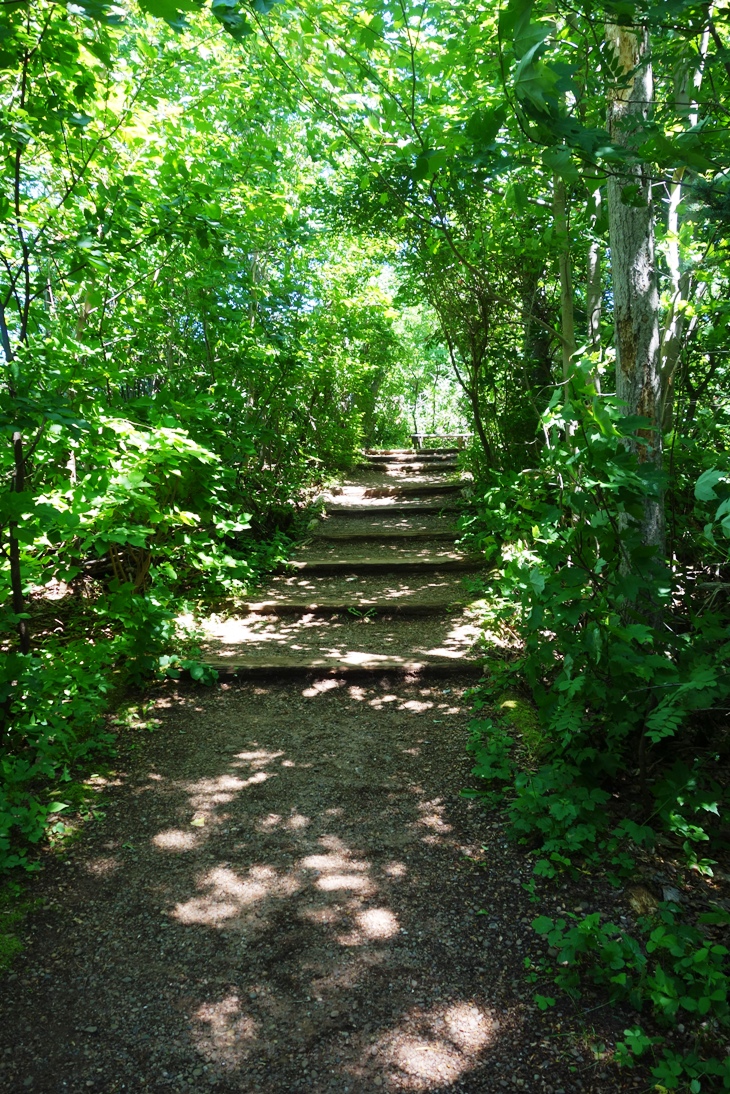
0, 450, 653, 1093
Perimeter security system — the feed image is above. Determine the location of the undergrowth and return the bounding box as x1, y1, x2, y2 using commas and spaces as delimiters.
462, 365, 730, 1092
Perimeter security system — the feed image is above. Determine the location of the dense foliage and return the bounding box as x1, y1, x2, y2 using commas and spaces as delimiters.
1, 0, 729, 1087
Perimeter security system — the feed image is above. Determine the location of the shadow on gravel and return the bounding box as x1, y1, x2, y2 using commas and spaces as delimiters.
129, 679, 505, 1093
0, 678, 635, 1094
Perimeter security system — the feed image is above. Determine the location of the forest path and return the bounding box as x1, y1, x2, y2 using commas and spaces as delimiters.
0, 454, 635, 1093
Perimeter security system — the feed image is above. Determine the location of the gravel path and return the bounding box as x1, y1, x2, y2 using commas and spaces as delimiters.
0, 678, 645, 1093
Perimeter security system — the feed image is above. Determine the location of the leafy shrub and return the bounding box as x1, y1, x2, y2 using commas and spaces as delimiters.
533, 903, 730, 1091
464, 364, 730, 878
464, 364, 730, 1090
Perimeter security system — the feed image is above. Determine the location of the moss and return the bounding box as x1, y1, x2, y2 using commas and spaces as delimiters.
498, 691, 543, 759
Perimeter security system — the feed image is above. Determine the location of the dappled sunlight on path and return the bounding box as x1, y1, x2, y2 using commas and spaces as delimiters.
134, 678, 508, 1092
0, 675, 642, 1093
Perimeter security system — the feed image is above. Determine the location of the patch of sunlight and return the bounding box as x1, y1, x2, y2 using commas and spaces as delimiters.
153, 828, 199, 852
317, 873, 374, 894
192, 993, 258, 1066
401, 700, 433, 712
231, 750, 284, 766
382, 862, 407, 877
286, 812, 310, 830
365, 1002, 498, 1090
413, 801, 453, 846
187, 771, 273, 812
368, 693, 400, 709
337, 907, 400, 947
302, 852, 368, 873
299, 905, 342, 926
257, 813, 281, 830
173, 865, 301, 926
85, 856, 119, 876
322, 650, 409, 666
302, 678, 343, 697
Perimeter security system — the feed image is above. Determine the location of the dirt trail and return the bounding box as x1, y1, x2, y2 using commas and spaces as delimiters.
0, 452, 641, 1093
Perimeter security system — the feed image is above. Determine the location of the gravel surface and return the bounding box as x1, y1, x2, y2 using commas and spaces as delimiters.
0, 678, 650, 1093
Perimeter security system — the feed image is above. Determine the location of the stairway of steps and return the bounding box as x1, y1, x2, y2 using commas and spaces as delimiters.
198, 448, 485, 678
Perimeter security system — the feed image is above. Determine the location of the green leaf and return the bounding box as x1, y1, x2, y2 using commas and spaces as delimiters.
695, 469, 724, 502
138, 0, 201, 26
529, 568, 545, 594
212, 0, 253, 37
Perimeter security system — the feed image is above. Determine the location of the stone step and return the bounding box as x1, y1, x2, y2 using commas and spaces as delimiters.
358, 481, 463, 499
311, 528, 457, 543
249, 569, 473, 610
279, 555, 481, 575
199, 655, 483, 680
357, 461, 458, 473
194, 607, 483, 677
319, 514, 458, 536
326, 501, 462, 515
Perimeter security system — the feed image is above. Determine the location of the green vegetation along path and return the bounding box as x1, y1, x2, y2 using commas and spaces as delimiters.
0, 453, 645, 1093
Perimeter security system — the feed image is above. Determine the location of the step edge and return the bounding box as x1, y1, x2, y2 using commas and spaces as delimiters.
197, 657, 486, 678
234, 599, 474, 614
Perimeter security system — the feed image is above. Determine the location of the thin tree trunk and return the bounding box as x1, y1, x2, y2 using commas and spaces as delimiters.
10, 430, 30, 654
1, 303, 30, 655
442, 330, 494, 465
606, 22, 664, 554
586, 183, 603, 369
660, 24, 710, 429
553, 174, 575, 380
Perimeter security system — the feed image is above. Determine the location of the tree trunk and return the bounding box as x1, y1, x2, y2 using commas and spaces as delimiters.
586, 183, 603, 365
606, 22, 664, 554
0, 302, 30, 654
553, 174, 576, 380
659, 25, 710, 429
